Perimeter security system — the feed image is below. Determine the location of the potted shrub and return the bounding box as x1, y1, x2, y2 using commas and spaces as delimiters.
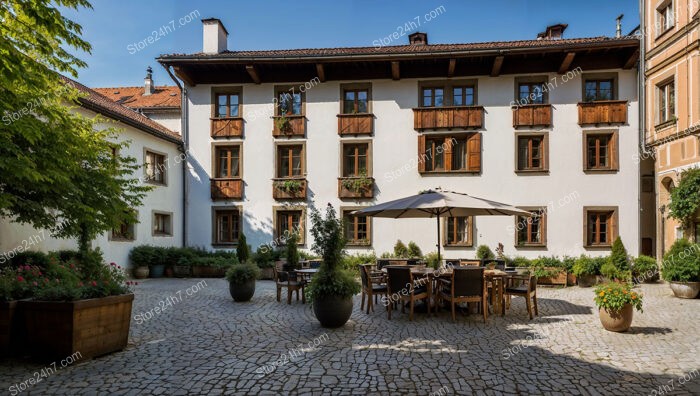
632, 255, 659, 284
191, 256, 237, 278
572, 255, 601, 287
407, 241, 422, 258
661, 239, 700, 299
594, 282, 643, 332
283, 233, 301, 272
149, 247, 166, 278
128, 245, 153, 279
21, 254, 135, 359
252, 247, 275, 280
604, 237, 631, 283
305, 204, 361, 328
393, 240, 409, 258
512, 256, 531, 275
237, 233, 251, 264
531, 256, 567, 285
226, 263, 261, 302
476, 245, 495, 260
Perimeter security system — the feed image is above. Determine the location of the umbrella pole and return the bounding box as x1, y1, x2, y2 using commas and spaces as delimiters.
436, 213, 441, 266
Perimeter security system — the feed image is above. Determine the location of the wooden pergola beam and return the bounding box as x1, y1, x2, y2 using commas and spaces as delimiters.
623, 49, 640, 69
391, 61, 400, 80
490, 56, 504, 77
447, 58, 456, 78
316, 63, 326, 82
558, 52, 576, 74
246, 64, 261, 84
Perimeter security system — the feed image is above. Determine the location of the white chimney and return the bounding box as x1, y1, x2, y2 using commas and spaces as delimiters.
144, 66, 154, 96
202, 18, 228, 54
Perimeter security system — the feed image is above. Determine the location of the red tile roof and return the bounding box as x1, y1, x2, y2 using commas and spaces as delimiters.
60, 76, 182, 143
92, 86, 181, 110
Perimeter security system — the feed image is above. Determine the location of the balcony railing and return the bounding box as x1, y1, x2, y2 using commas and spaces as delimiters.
338, 177, 374, 199
577, 100, 628, 125
211, 117, 244, 138
272, 178, 307, 200
512, 104, 552, 128
413, 106, 484, 130
210, 179, 243, 200
272, 115, 306, 137
337, 114, 374, 135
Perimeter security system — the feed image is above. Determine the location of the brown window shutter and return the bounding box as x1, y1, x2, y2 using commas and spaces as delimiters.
444, 137, 453, 171
418, 135, 426, 173
467, 216, 474, 246
610, 210, 618, 242
467, 133, 482, 172
610, 133, 619, 171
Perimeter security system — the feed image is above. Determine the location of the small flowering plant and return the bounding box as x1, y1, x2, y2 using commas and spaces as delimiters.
594, 282, 643, 313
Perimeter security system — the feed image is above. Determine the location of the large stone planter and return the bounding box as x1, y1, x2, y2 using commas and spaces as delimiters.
0, 301, 18, 356
598, 304, 634, 332
229, 280, 256, 302
669, 281, 700, 299
313, 295, 353, 328
577, 274, 597, 287
21, 294, 134, 359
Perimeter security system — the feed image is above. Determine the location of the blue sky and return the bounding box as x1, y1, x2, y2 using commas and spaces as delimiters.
64, 0, 640, 87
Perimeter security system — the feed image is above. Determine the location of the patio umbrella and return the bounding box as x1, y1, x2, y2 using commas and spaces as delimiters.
352, 190, 533, 261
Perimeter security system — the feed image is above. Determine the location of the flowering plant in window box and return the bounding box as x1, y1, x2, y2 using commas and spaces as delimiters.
275, 179, 303, 194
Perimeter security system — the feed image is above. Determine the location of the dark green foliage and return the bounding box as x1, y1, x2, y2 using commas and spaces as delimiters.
511, 256, 531, 268
8, 251, 51, 269
668, 168, 700, 226
632, 255, 658, 281
237, 233, 251, 264
407, 242, 422, 258
225, 263, 260, 285
608, 237, 630, 272
572, 255, 602, 276
191, 256, 238, 269
340, 253, 377, 276
252, 247, 275, 269
662, 239, 700, 282
393, 240, 409, 258
285, 233, 300, 270
476, 245, 495, 260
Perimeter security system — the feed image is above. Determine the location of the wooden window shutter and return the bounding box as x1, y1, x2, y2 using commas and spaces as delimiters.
610, 133, 619, 171
466, 216, 474, 246
418, 135, 426, 173
444, 137, 453, 171
467, 133, 482, 172
610, 210, 618, 242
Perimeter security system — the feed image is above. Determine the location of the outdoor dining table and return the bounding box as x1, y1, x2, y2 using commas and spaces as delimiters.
295, 268, 319, 283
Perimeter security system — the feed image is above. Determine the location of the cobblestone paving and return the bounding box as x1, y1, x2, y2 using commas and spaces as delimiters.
1, 279, 698, 395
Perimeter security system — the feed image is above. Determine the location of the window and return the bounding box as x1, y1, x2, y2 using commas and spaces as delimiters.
585, 209, 616, 246
422, 87, 444, 107
214, 209, 240, 244
453, 86, 475, 106
277, 145, 304, 178
145, 150, 166, 184
444, 216, 473, 246
419, 134, 481, 173
153, 212, 172, 236
584, 79, 614, 102
657, 1, 674, 35
342, 143, 369, 177
657, 80, 675, 124
277, 91, 302, 115
584, 132, 617, 171
516, 135, 547, 172
111, 219, 135, 241
215, 93, 240, 118
343, 209, 371, 245
215, 145, 241, 178
276, 210, 303, 243
515, 209, 546, 246
343, 89, 369, 114
518, 83, 546, 104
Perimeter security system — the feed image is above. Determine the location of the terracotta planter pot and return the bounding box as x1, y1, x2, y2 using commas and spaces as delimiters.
669, 281, 700, 299
577, 274, 597, 287
133, 266, 150, 279
313, 295, 353, 328
0, 301, 18, 356
21, 294, 134, 359
229, 280, 256, 302
598, 304, 634, 332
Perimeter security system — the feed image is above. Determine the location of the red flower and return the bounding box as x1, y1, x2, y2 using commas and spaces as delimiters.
32, 281, 38, 286
91, 281, 97, 287
16, 276, 25, 282
117, 265, 121, 269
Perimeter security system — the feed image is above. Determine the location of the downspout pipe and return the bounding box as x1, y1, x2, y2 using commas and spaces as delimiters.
162, 64, 188, 248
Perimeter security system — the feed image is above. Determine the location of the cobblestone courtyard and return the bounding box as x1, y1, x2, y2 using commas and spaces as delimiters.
1, 279, 698, 395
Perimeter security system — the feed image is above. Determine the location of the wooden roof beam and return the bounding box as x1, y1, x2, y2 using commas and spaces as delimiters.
173, 66, 196, 86
391, 61, 400, 80
447, 58, 456, 77
316, 63, 326, 82
246, 64, 261, 84
623, 49, 640, 69
558, 52, 576, 74
490, 56, 504, 77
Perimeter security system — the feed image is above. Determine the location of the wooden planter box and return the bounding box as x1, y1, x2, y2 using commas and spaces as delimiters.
338, 178, 374, 198
273, 178, 307, 200
567, 273, 577, 286
260, 268, 274, 280
577, 101, 628, 125
272, 115, 305, 137
413, 106, 484, 130
513, 104, 552, 127
337, 114, 373, 135
191, 266, 227, 278
537, 268, 568, 286
211, 117, 244, 138
211, 179, 243, 200
21, 294, 134, 359
0, 301, 18, 356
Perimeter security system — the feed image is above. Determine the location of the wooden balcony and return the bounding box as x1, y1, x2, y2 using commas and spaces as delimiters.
512, 104, 552, 128
272, 178, 307, 200
577, 100, 628, 125
337, 114, 374, 135
413, 106, 484, 130
272, 115, 305, 137
338, 177, 374, 199
210, 179, 243, 200
211, 117, 244, 138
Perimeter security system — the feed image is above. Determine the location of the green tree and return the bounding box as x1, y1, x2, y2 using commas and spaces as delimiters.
236, 233, 250, 264
608, 237, 630, 272
393, 240, 408, 258
407, 241, 422, 258
0, 1, 148, 251
669, 168, 700, 228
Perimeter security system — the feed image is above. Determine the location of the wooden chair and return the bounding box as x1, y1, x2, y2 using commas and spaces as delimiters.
273, 263, 305, 304
504, 275, 538, 319
386, 266, 430, 321
358, 264, 387, 314
438, 267, 488, 323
